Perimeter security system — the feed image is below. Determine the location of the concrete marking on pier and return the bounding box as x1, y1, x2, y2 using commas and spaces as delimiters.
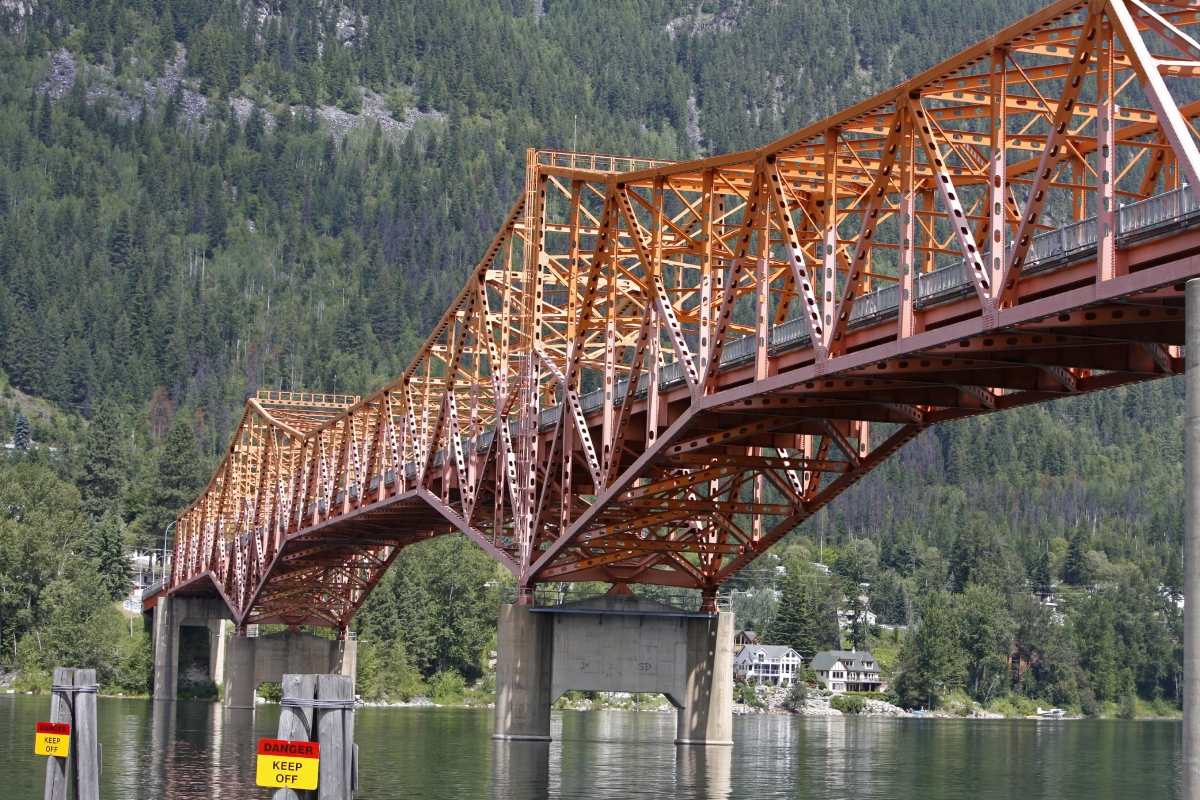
256, 738, 320, 790
34, 721, 71, 757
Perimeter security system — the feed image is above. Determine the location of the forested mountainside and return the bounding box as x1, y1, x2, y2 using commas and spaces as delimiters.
0, 0, 1184, 714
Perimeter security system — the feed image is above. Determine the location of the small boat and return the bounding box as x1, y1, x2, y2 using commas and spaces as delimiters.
1036, 707, 1066, 718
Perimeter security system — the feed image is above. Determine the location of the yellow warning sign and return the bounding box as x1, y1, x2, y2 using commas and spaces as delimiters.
34, 721, 71, 757
255, 738, 320, 791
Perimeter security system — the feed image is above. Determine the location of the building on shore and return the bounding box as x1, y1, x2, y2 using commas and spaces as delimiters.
811, 650, 886, 693
733, 645, 803, 687
733, 630, 761, 646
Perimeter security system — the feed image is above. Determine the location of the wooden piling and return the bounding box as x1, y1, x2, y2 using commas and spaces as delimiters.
316, 674, 354, 800
273, 673, 356, 799
274, 674, 317, 800
73, 668, 100, 800
43, 667, 72, 800
42, 667, 100, 800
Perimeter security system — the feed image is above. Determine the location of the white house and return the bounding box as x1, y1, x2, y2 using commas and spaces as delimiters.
837, 607, 877, 631
733, 645, 803, 686
811, 650, 886, 693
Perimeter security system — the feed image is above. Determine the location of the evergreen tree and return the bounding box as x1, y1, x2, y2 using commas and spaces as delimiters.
869, 569, 908, 625
1163, 549, 1184, 595
955, 583, 1011, 701
948, 517, 1006, 590
763, 571, 818, 661
846, 592, 869, 651
1062, 527, 1092, 585
204, 169, 228, 252
1032, 551, 1052, 587
139, 413, 206, 547
89, 505, 132, 601
12, 410, 30, 452
894, 590, 962, 709
77, 397, 126, 518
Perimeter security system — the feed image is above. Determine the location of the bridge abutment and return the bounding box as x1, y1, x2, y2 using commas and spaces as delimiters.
493, 597, 733, 745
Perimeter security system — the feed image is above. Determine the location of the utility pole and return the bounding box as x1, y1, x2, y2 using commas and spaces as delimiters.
1187, 279, 1200, 799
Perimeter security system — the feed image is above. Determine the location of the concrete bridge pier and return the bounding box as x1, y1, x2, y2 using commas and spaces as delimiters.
222, 630, 357, 709
147, 596, 232, 701
1185, 279, 1200, 799
148, 596, 357, 706
493, 595, 734, 745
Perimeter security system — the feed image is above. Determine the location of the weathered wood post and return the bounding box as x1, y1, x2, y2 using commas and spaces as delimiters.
273, 674, 357, 800
43, 667, 100, 800
274, 675, 317, 800
43, 667, 72, 800
72, 668, 101, 800
315, 674, 356, 800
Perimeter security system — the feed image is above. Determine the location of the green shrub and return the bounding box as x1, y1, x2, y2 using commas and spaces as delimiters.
1118, 695, 1137, 719
13, 669, 51, 694
357, 638, 426, 703
784, 681, 807, 709
428, 669, 466, 704
830, 694, 865, 715
257, 682, 282, 703
733, 681, 762, 707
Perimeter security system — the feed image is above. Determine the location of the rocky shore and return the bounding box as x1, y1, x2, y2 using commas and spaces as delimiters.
734, 686, 1004, 719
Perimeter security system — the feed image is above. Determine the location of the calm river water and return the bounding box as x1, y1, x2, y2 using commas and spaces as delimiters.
0, 694, 1181, 799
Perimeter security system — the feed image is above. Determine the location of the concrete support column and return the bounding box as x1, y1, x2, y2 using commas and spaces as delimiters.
493, 598, 733, 745
149, 597, 233, 701
212, 619, 228, 687
1185, 279, 1200, 798
151, 597, 179, 701
676, 611, 734, 746
493, 604, 554, 741
223, 633, 258, 709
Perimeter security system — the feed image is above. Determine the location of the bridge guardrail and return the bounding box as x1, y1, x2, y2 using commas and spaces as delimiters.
534, 149, 674, 174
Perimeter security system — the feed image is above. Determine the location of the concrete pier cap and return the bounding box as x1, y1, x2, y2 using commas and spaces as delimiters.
493, 594, 734, 745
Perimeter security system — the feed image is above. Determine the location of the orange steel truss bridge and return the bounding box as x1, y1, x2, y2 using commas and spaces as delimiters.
168, 0, 1200, 630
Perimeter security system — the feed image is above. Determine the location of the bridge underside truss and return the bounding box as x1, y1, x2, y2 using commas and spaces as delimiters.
173, 0, 1200, 626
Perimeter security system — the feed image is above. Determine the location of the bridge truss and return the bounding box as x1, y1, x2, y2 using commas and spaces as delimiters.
171, 0, 1200, 628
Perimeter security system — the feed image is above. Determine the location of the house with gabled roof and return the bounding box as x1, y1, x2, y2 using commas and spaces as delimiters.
734, 630, 761, 646
811, 650, 886, 693
733, 644, 803, 686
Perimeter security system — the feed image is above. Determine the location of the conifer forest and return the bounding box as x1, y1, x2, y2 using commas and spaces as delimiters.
0, 0, 1186, 715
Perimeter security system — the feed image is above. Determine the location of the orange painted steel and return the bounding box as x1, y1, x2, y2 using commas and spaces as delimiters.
170, 0, 1200, 627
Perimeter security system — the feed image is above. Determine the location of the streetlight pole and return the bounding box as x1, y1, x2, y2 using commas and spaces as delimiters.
162, 520, 177, 588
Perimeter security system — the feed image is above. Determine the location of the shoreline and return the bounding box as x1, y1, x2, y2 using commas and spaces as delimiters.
2, 685, 1182, 721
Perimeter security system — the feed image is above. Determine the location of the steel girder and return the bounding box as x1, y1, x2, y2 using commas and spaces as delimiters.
171, 0, 1200, 624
